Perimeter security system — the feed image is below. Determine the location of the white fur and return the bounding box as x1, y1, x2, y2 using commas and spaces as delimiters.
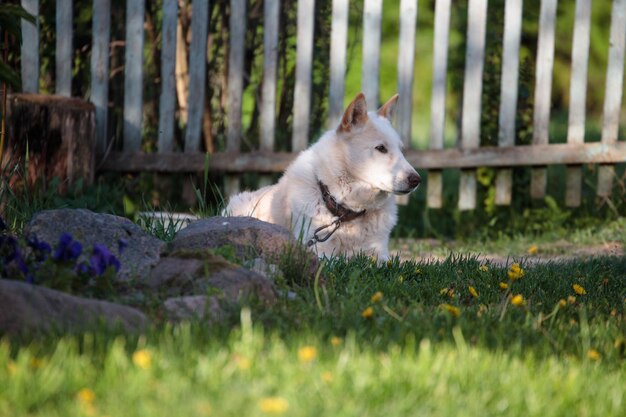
225, 95, 420, 260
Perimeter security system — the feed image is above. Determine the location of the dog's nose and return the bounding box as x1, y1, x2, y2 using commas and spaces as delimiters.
408, 172, 421, 188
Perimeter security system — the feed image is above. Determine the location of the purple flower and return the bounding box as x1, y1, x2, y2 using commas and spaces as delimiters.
90, 243, 121, 276
52, 233, 83, 262
118, 238, 128, 254
27, 235, 52, 260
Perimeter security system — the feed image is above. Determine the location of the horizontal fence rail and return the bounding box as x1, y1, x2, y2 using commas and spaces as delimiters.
16, 0, 626, 210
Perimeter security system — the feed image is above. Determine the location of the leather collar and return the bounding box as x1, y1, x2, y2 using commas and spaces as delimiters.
318, 180, 366, 222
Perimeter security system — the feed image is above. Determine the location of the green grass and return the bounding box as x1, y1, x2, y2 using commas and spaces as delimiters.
2, 254, 625, 416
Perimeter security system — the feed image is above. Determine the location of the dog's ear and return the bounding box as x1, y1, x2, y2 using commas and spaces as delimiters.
337, 93, 369, 133
377, 94, 399, 120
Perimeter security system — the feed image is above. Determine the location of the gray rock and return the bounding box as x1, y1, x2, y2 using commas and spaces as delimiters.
146, 250, 277, 305
162, 295, 224, 323
170, 216, 319, 282
0, 279, 149, 335
171, 216, 297, 262
24, 208, 165, 281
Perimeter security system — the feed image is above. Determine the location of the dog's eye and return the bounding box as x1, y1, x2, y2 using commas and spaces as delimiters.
375, 145, 388, 154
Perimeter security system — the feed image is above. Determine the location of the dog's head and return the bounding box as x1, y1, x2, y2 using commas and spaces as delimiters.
336, 93, 421, 195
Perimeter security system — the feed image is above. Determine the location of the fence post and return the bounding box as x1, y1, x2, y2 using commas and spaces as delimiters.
225, 0, 247, 197
362, 0, 382, 110
495, 0, 523, 206
531, 0, 557, 200
20, 0, 39, 94
258, 0, 281, 188
427, 0, 451, 209
158, 0, 178, 152
292, 0, 316, 153
184, 0, 210, 153
55, 0, 72, 97
598, 0, 626, 199
458, 0, 487, 211
328, 0, 349, 128
123, 0, 145, 152
90, 0, 111, 155
564, 0, 591, 208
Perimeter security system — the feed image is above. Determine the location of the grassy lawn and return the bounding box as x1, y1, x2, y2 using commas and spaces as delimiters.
2, 251, 625, 416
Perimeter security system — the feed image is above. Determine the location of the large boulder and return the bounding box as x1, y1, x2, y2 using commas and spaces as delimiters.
0, 279, 149, 334
170, 216, 319, 282
23, 209, 165, 281
147, 249, 277, 306
170, 216, 295, 260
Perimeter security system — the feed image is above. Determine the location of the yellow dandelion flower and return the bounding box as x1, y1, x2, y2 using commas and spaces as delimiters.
7, 361, 17, 376
195, 400, 212, 416
361, 306, 374, 319
572, 284, 586, 295
479, 265, 489, 272
259, 397, 289, 414
527, 245, 538, 255
468, 286, 478, 298
321, 371, 333, 383
76, 388, 96, 404
415, 268, 422, 275
386, 260, 394, 268
507, 263, 525, 280
30, 358, 44, 369
330, 336, 342, 346
397, 275, 405, 283
567, 295, 577, 304
235, 356, 251, 371
298, 346, 317, 363
132, 349, 152, 369
439, 303, 461, 318
499, 282, 509, 290
371, 291, 383, 303
587, 349, 601, 361
440, 288, 455, 298
510, 294, 525, 307
558, 299, 567, 308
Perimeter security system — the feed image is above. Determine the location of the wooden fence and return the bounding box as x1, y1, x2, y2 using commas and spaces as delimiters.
18, 0, 626, 210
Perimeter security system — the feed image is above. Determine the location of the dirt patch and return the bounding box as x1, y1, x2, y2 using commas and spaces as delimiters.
392, 239, 625, 266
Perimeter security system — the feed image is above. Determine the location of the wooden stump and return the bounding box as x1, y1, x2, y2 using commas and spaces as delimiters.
3, 94, 96, 191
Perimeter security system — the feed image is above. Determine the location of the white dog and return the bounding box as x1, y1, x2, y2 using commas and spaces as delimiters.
226, 93, 421, 260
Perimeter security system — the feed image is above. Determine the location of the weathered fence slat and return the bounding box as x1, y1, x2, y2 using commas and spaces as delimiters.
258, 0, 280, 188
459, 0, 488, 210
184, 0, 210, 152
598, 0, 626, 198
225, 0, 247, 195
397, 0, 417, 148
101, 142, 626, 174
395, 0, 418, 206
55, 0, 72, 97
261, 0, 280, 153
495, 0, 523, 206
225, 0, 247, 196
292, 0, 316, 152
157, 0, 178, 152
531, 0, 557, 199
21, 0, 39, 94
565, 0, 591, 207
90, 0, 111, 154
122, 0, 145, 151
362, 0, 382, 110
328, 0, 349, 128
427, 0, 451, 209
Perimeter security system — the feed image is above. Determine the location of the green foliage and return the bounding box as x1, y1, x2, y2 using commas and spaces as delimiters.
2, 254, 625, 416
